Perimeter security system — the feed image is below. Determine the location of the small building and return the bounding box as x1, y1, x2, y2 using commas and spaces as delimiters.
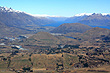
57, 44, 65, 48
0, 43, 5, 46
19, 35, 28, 39
11, 45, 25, 50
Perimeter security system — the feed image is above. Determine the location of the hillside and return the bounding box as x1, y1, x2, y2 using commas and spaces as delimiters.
51, 23, 92, 33
83, 27, 110, 38
18, 32, 79, 48
65, 27, 110, 46
65, 27, 110, 40
0, 21, 33, 37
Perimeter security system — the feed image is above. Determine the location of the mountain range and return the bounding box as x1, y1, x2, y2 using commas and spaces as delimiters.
0, 6, 54, 27
0, 6, 110, 37
0, 6, 55, 37
32, 13, 110, 29
33, 13, 110, 29
65, 13, 110, 29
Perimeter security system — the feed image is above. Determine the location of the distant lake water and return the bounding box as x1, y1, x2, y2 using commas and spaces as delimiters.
90, 26, 110, 29
43, 22, 66, 27
44, 23, 110, 30
65, 36, 75, 39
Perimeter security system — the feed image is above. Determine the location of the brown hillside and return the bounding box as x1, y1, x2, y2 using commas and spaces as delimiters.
51, 23, 92, 33
83, 27, 110, 39
0, 21, 33, 37
65, 27, 110, 46
21, 32, 79, 48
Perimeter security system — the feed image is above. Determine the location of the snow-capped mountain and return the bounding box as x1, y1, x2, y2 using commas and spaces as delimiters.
65, 13, 110, 29
0, 6, 55, 37
29, 14, 68, 22
28, 14, 69, 27
30, 14, 63, 17
74, 13, 93, 16
74, 13, 110, 17
0, 6, 110, 37
0, 6, 54, 26
0, 6, 22, 13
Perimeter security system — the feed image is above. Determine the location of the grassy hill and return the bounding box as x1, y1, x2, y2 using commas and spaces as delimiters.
64, 27, 110, 47
14, 32, 79, 49
51, 23, 92, 34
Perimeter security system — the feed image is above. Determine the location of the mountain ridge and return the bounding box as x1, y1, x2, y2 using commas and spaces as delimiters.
65, 13, 110, 29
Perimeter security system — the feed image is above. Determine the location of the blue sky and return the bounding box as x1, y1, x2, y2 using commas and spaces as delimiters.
0, 0, 110, 16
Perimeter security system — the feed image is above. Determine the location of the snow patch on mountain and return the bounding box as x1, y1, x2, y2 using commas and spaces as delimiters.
101, 13, 110, 15
74, 13, 110, 17
74, 13, 93, 16
0, 6, 22, 13
29, 14, 67, 17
